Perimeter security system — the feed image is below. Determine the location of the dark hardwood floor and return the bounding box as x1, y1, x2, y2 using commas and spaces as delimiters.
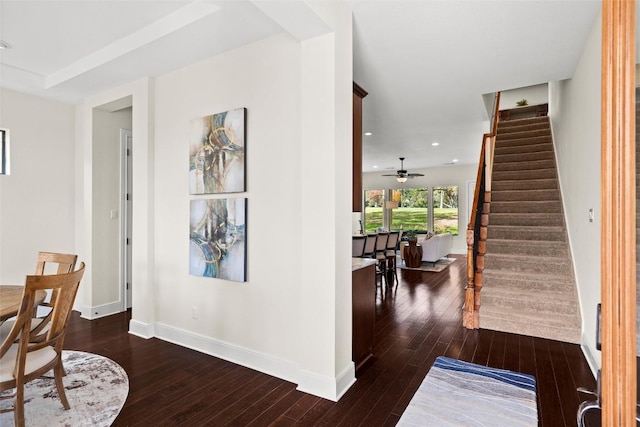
64, 255, 596, 426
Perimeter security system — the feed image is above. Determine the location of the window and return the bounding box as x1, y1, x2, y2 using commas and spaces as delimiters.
390, 188, 428, 231
433, 186, 459, 235
364, 189, 384, 233
0, 129, 8, 175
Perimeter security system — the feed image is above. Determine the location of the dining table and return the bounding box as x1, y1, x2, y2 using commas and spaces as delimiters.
0, 285, 46, 322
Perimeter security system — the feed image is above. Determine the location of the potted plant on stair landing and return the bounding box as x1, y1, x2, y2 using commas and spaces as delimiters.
404, 230, 422, 268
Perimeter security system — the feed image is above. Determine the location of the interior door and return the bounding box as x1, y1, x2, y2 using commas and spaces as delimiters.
121, 129, 133, 310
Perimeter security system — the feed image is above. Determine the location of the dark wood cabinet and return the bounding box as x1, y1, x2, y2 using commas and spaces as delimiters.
352, 260, 375, 371
353, 82, 368, 212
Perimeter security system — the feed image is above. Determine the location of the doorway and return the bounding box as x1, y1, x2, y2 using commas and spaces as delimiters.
121, 129, 133, 309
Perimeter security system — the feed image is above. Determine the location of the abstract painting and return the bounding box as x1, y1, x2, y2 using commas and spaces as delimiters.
189, 108, 246, 194
189, 198, 246, 282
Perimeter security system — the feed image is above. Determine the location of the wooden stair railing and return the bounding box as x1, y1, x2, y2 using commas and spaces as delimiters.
463, 92, 500, 329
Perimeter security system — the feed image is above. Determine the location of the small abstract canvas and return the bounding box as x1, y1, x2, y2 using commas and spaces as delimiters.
189, 108, 246, 194
189, 198, 247, 282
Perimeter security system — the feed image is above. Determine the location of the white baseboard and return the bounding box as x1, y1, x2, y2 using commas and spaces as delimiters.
297, 362, 356, 402
79, 301, 122, 320
154, 321, 300, 385
129, 318, 154, 339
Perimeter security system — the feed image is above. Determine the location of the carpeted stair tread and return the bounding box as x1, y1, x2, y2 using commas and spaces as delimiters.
493, 151, 555, 164
489, 213, 564, 227
490, 200, 562, 213
495, 128, 551, 141
484, 252, 573, 275
487, 225, 565, 241
497, 121, 551, 134
482, 287, 579, 315
485, 239, 568, 256
497, 116, 549, 128
492, 169, 557, 181
494, 142, 554, 156
493, 159, 556, 172
483, 269, 575, 291
494, 135, 553, 147
491, 178, 558, 191
480, 306, 581, 344
491, 189, 560, 202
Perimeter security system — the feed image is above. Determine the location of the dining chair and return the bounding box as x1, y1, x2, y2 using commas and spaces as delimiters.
352, 235, 366, 257
0, 252, 78, 343
374, 232, 389, 288
362, 234, 377, 258
0, 263, 85, 427
385, 231, 400, 286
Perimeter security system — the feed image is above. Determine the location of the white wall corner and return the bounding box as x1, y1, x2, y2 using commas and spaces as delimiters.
78, 300, 123, 320
154, 322, 299, 385
581, 337, 600, 378
297, 362, 356, 402
129, 318, 155, 339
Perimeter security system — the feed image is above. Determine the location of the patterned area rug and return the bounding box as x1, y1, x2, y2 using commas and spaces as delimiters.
398, 356, 537, 426
0, 350, 128, 426
398, 257, 455, 272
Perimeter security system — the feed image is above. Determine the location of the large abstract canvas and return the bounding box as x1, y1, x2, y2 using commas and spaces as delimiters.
189, 108, 246, 194
189, 198, 246, 282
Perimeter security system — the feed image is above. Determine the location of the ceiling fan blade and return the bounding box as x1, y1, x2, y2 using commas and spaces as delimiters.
382, 174, 398, 177
407, 173, 424, 177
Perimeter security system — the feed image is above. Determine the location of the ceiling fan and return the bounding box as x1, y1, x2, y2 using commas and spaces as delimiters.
382, 157, 424, 183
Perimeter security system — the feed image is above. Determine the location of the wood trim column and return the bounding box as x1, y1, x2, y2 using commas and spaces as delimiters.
601, 0, 636, 424
353, 82, 368, 212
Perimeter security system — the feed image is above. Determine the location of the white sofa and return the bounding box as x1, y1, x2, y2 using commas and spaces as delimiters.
400, 232, 452, 264
420, 233, 452, 263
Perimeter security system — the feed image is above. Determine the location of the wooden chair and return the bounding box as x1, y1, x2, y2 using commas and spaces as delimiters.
362, 234, 377, 258
0, 263, 85, 427
0, 252, 77, 343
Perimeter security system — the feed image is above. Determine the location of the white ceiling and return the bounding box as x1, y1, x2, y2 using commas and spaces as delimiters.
0, 0, 603, 171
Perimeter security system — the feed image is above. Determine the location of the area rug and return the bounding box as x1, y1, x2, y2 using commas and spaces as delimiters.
398, 356, 537, 427
398, 257, 455, 272
0, 350, 128, 426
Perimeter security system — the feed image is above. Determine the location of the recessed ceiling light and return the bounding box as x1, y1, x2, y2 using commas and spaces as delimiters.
432, 142, 439, 146
452, 159, 458, 163
373, 165, 378, 169
0, 41, 10, 49
364, 132, 372, 136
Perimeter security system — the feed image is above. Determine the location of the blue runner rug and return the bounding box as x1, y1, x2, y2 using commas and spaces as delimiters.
398, 356, 537, 426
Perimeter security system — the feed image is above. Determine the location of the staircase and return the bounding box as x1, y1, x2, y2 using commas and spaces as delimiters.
480, 116, 582, 343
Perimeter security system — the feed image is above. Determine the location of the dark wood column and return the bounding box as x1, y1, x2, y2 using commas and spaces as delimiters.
353, 82, 368, 212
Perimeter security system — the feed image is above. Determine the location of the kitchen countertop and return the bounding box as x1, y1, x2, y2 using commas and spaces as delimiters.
352, 257, 377, 271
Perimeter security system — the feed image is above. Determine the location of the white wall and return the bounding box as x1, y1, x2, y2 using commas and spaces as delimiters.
500, 83, 549, 109
549, 13, 601, 373
0, 88, 76, 284
362, 163, 477, 254
91, 107, 131, 309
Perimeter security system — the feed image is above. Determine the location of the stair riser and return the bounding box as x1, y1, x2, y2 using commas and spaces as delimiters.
487, 227, 565, 241
489, 214, 564, 227
480, 316, 581, 344
493, 159, 556, 172
491, 189, 560, 202
495, 135, 552, 147
485, 241, 568, 256
493, 151, 555, 163
495, 129, 551, 140
498, 123, 551, 134
482, 293, 578, 316
497, 117, 550, 129
483, 271, 575, 293
492, 169, 557, 181
494, 143, 553, 156
490, 201, 562, 214
492, 179, 557, 191
484, 256, 572, 275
